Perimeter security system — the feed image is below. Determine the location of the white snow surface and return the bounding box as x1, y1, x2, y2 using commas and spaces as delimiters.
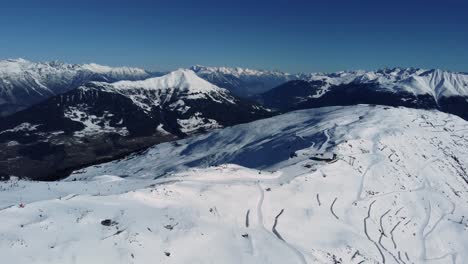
1, 105, 468, 264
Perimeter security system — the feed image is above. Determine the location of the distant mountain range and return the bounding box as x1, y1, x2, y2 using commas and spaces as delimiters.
1, 59, 467, 180
0, 61, 300, 117
0, 69, 270, 180
191, 65, 468, 120
259, 68, 468, 120
190, 65, 306, 97
0, 59, 153, 116
2, 59, 467, 119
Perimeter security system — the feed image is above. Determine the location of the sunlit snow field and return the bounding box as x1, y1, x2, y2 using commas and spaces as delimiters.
1, 105, 467, 264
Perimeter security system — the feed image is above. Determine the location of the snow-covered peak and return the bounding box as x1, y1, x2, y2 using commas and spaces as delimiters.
0, 58, 38, 76
81, 63, 115, 73
404, 69, 468, 99
82, 69, 237, 114
111, 69, 227, 94
304, 67, 422, 84
80, 63, 148, 77
0, 58, 149, 78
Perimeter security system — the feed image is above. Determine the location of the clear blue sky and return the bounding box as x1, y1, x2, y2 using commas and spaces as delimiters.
0, 0, 467, 73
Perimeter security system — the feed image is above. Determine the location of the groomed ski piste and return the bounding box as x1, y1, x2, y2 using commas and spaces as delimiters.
1, 105, 467, 264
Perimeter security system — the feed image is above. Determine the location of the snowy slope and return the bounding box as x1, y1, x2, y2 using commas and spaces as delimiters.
0, 105, 466, 263
401, 69, 468, 99
0, 59, 150, 116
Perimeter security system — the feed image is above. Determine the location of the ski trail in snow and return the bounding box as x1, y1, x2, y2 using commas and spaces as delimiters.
356, 157, 441, 203
256, 183, 265, 227
354, 162, 374, 203
316, 193, 321, 206
426, 252, 458, 264
353, 155, 384, 204
377, 209, 402, 264
364, 200, 386, 263
255, 182, 307, 264
330, 197, 339, 220
318, 129, 330, 153
272, 209, 285, 241
416, 157, 459, 262
352, 133, 384, 204
390, 221, 401, 249
419, 200, 431, 263
419, 189, 457, 262
423, 198, 455, 241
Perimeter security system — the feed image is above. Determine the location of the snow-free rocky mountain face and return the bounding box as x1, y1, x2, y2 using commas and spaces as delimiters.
0, 69, 271, 180
1, 105, 467, 263
191, 65, 307, 97
260, 68, 468, 120
0, 58, 152, 116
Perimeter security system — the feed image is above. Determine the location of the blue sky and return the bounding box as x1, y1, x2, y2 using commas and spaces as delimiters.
0, 0, 467, 73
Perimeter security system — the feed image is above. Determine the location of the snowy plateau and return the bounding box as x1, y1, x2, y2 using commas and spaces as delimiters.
1, 105, 467, 264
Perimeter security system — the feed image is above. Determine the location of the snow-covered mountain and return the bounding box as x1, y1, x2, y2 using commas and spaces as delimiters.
192, 65, 468, 121
0, 69, 271, 180
191, 65, 305, 97
0, 58, 152, 116
1, 105, 466, 263
302, 68, 468, 100
260, 68, 468, 120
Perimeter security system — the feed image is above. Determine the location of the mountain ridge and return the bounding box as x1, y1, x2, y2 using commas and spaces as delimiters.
0, 58, 152, 116
190, 65, 304, 97
0, 69, 271, 180
259, 67, 468, 120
